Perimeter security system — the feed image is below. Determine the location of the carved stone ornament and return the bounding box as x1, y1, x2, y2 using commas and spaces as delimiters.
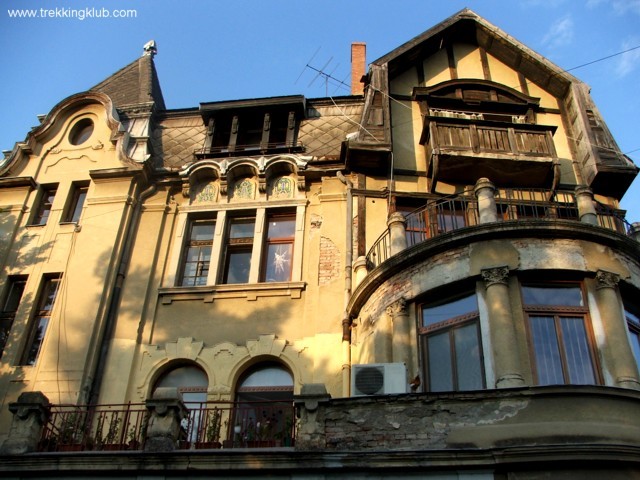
181, 180, 190, 198
596, 270, 620, 290
481, 266, 510, 287
386, 298, 407, 317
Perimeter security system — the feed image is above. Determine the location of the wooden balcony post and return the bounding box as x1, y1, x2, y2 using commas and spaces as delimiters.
574, 185, 598, 226
474, 178, 498, 224
144, 387, 188, 451
0, 392, 51, 454
387, 212, 408, 256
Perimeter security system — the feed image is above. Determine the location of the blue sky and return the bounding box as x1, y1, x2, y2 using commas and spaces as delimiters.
1, 0, 639, 220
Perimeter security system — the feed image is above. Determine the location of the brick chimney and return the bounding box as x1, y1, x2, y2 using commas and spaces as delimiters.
351, 42, 366, 95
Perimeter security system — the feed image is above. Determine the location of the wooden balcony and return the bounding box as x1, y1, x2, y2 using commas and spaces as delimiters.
421, 117, 558, 189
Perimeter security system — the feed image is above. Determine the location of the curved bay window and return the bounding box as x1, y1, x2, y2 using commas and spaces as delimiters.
522, 283, 600, 385
419, 291, 485, 392
232, 362, 295, 447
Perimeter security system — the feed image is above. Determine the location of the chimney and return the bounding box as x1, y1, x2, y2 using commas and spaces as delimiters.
351, 42, 366, 95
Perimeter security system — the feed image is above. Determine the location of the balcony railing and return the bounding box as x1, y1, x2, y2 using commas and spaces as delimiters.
366, 187, 631, 270
38, 400, 295, 452
426, 118, 556, 157
195, 141, 304, 158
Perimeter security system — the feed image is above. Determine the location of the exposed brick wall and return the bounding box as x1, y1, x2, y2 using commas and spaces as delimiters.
319, 236, 341, 285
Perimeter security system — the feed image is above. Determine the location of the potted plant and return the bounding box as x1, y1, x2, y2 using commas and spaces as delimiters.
195, 408, 222, 449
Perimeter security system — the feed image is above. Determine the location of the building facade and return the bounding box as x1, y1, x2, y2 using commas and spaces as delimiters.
1, 9, 639, 479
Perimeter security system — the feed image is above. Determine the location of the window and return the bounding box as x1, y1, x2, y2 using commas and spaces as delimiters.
0, 276, 27, 359
522, 283, 599, 385
62, 183, 88, 223
221, 216, 255, 284
154, 364, 208, 444
625, 305, 640, 373
179, 219, 216, 286
21, 275, 62, 366
419, 291, 485, 392
69, 118, 94, 146
233, 362, 295, 447
261, 214, 295, 282
32, 186, 57, 226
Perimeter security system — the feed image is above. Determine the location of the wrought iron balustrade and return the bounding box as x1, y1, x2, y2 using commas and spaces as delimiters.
366, 188, 631, 270
196, 141, 304, 158
38, 400, 296, 452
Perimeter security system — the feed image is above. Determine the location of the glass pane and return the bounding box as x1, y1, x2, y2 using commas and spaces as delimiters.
630, 331, 640, 372
267, 217, 295, 239
529, 316, 564, 385
226, 251, 252, 284
427, 332, 453, 392
626, 308, 640, 327
40, 279, 61, 312
69, 189, 87, 223
3, 279, 26, 312
229, 219, 255, 239
454, 323, 483, 390
191, 221, 215, 242
264, 243, 293, 282
522, 285, 583, 306
423, 293, 477, 327
24, 316, 49, 366
239, 365, 293, 388
560, 316, 596, 384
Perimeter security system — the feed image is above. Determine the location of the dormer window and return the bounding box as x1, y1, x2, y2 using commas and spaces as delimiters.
198, 95, 306, 158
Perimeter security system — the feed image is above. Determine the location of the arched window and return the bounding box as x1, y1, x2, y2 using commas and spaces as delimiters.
232, 362, 295, 447
153, 364, 208, 445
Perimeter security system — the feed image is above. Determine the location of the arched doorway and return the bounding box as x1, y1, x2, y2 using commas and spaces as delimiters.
232, 362, 295, 447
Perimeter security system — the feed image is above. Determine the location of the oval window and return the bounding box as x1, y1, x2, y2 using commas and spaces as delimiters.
69, 118, 94, 145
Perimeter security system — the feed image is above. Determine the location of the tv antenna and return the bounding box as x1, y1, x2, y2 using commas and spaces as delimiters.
295, 47, 351, 96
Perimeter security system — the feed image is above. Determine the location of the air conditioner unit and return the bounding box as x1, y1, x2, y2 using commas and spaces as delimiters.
351, 363, 407, 396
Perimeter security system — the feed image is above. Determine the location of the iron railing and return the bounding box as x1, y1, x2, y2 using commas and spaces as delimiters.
38, 400, 296, 452
366, 187, 632, 270
196, 141, 304, 158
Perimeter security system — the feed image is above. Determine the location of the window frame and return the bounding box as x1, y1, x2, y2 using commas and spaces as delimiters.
418, 291, 486, 392
62, 182, 89, 224
178, 218, 217, 287
0, 276, 28, 360
521, 282, 601, 386
220, 215, 256, 285
260, 212, 296, 283
20, 274, 62, 366
31, 185, 58, 226
624, 303, 640, 374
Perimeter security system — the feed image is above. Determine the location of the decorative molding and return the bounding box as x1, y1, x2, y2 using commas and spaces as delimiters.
596, 270, 620, 290
386, 298, 407, 317
481, 266, 510, 287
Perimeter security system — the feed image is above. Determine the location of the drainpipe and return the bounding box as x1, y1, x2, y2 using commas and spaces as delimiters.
81, 180, 157, 406
336, 171, 353, 396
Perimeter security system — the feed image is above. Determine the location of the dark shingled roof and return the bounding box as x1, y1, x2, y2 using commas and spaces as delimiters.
90, 53, 165, 110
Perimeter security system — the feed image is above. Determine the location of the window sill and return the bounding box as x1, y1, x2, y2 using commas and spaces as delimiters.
158, 281, 306, 304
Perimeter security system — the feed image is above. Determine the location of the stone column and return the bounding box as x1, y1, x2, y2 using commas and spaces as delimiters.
387, 212, 408, 256
352, 256, 368, 289
629, 223, 640, 243
387, 298, 416, 379
144, 387, 189, 451
481, 266, 525, 388
293, 384, 331, 450
574, 185, 598, 226
595, 270, 640, 390
474, 178, 498, 224
0, 392, 51, 454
